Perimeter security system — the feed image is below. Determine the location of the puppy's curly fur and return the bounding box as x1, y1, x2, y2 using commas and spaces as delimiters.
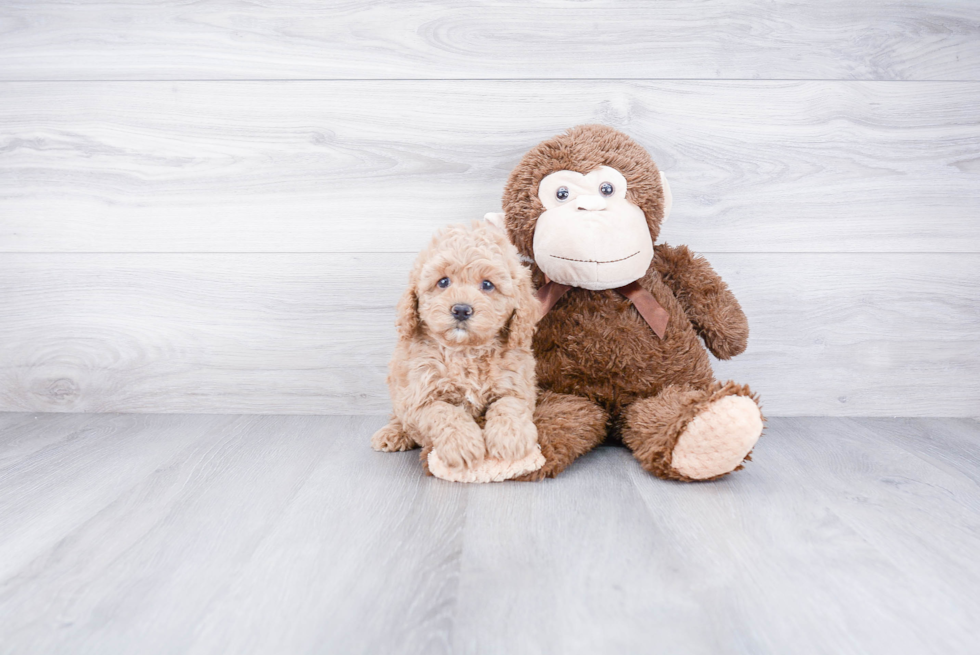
371, 221, 540, 472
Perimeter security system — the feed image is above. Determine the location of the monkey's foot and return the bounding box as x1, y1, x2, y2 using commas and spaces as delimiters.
670, 395, 763, 480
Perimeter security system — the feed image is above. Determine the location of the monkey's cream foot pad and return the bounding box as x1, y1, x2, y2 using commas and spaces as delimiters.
672, 395, 763, 480
428, 446, 545, 483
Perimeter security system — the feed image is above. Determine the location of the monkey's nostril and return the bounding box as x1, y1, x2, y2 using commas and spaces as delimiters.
451, 304, 474, 321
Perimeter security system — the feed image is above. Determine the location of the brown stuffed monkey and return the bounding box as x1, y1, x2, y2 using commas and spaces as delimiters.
491, 125, 763, 482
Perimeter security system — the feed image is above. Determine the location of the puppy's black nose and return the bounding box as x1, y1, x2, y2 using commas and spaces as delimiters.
451, 304, 474, 321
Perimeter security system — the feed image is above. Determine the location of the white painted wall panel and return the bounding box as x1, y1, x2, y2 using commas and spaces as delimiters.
1, 253, 976, 416
1, 1, 977, 417
1, 1, 978, 81
2, 81, 978, 254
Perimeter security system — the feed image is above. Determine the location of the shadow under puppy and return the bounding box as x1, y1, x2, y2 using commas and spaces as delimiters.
371, 221, 544, 482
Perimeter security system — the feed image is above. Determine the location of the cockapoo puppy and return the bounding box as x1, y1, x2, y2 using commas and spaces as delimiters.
371, 221, 540, 475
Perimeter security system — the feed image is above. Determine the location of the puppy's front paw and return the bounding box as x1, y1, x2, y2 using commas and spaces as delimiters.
371, 422, 415, 452
433, 421, 485, 469
485, 408, 537, 461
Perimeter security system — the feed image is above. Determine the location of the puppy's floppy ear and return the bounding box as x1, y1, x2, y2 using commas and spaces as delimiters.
395, 265, 421, 340
506, 262, 540, 349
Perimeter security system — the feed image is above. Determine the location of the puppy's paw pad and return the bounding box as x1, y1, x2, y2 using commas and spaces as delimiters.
430, 445, 545, 483
434, 424, 486, 469
486, 418, 537, 460
371, 424, 414, 452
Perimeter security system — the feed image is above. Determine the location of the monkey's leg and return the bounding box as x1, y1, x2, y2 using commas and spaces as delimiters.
419, 443, 434, 476
514, 391, 608, 481
622, 381, 763, 481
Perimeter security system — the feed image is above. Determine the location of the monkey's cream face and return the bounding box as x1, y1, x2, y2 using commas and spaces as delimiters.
533, 165, 654, 290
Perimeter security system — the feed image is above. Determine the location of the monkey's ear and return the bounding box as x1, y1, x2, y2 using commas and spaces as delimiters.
395, 281, 421, 340
660, 171, 672, 223
484, 212, 506, 230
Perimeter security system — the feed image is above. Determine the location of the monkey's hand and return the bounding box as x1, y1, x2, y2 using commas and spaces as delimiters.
654, 244, 749, 359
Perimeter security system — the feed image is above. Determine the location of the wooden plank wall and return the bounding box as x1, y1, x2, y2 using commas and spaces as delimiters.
1, 1, 978, 416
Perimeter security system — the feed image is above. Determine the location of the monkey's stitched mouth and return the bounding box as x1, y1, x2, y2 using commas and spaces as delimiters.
550, 251, 640, 264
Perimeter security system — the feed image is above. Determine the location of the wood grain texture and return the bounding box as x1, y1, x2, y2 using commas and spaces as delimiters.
2, 81, 979, 254
0, 412, 105, 470
1, 414, 978, 654
1, 1, 979, 81
750, 418, 980, 651
454, 417, 980, 654
1, 252, 977, 416
0, 414, 465, 655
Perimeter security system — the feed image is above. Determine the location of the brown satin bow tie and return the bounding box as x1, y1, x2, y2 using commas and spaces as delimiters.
535, 279, 669, 339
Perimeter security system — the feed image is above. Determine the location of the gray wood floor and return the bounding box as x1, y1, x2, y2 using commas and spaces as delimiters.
1, 414, 978, 654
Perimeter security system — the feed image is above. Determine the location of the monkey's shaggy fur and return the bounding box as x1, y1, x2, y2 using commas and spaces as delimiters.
502, 125, 763, 482
371, 222, 543, 482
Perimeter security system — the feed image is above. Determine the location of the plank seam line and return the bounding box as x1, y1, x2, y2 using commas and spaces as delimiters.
1, 78, 979, 83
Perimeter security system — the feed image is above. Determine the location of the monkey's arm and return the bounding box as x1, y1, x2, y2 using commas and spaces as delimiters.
653, 244, 748, 359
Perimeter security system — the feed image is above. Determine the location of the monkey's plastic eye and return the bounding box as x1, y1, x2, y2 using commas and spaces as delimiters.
600, 182, 615, 196
437, 277, 451, 289
556, 187, 570, 202
481, 280, 495, 292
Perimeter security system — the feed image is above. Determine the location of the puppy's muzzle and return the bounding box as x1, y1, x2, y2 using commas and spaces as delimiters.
451, 304, 474, 321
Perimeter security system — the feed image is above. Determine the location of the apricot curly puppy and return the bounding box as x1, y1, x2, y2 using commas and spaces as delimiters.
371, 221, 541, 480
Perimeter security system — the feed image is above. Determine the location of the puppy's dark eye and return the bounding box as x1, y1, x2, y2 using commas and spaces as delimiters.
481, 280, 495, 292
437, 277, 451, 289
556, 187, 569, 202
600, 182, 615, 196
